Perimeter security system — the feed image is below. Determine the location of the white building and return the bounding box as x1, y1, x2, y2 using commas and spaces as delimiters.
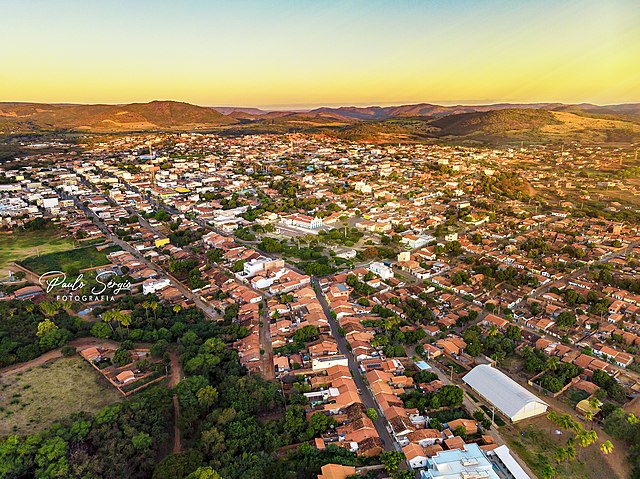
368, 262, 394, 280
312, 355, 349, 371
463, 365, 548, 422
42, 197, 59, 209
142, 278, 171, 295
284, 214, 323, 229
421, 443, 501, 479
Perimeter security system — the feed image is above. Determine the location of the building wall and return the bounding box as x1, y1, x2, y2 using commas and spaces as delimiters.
511, 401, 548, 422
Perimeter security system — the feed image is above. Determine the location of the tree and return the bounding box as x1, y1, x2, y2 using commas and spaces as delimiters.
380, 451, 404, 473
576, 429, 598, 458
120, 312, 132, 337
102, 309, 116, 334
541, 464, 556, 479
547, 411, 559, 430
150, 301, 158, 320
365, 408, 378, 422
142, 300, 151, 320
36, 319, 58, 337
186, 467, 223, 479
132, 432, 152, 451
565, 444, 576, 462
556, 311, 577, 330
36, 319, 70, 349
35, 436, 69, 479
554, 447, 567, 464
196, 386, 219, 408
454, 425, 467, 440
309, 412, 337, 435
599, 440, 614, 455
39, 301, 60, 319
113, 347, 131, 367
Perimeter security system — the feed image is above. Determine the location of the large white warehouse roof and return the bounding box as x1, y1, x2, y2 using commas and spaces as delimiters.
463, 364, 548, 422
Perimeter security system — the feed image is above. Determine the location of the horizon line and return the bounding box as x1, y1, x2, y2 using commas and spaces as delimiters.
2, 98, 640, 112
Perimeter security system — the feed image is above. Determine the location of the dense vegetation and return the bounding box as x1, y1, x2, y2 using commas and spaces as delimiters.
0, 300, 88, 368
1, 294, 369, 479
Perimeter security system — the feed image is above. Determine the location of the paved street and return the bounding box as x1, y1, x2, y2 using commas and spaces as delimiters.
66, 193, 219, 319
312, 278, 398, 453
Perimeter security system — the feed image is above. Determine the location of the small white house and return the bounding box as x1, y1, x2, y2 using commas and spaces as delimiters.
369, 262, 394, 280
143, 278, 171, 295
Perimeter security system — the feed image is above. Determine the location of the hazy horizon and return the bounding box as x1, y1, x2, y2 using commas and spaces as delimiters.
2, 98, 639, 112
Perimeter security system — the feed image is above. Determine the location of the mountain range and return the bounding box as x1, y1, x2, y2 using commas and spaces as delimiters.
1, 100, 639, 144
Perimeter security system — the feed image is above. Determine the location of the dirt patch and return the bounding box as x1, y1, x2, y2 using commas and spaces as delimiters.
0, 356, 122, 435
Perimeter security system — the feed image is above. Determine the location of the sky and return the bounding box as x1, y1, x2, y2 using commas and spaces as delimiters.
0, 0, 638, 109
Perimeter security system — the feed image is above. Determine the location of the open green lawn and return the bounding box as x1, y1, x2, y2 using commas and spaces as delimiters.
19, 245, 119, 276
0, 229, 74, 278
0, 356, 122, 436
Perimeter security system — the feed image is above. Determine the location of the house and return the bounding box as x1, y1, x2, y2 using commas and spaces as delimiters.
312, 355, 349, 371
115, 370, 136, 385
12, 285, 44, 299
317, 464, 356, 479
404, 443, 428, 469
406, 428, 442, 447
481, 314, 510, 330
447, 419, 478, 435
142, 277, 171, 295
369, 262, 394, 280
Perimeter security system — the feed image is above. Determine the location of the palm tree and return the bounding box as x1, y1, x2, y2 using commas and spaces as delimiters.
546, 356, 559, 372
569, 419, 583, 434
565, 444, 577, 463
541, 464, 556, 479
102, 310, 115, 334
554, 447, 567, 464
599, 440, 613, 455
173, 304, 182, 315
488, 324, 499, 337
150, 301, 158, 320
557, 414, 575, 431
547, 411, 559, 433
110, 309, 125, 337
302, 234, 315, 248
120, 313, 132, 337
142, 301, 150, 320
576, 429, 598, 459
583, 411, 594, 430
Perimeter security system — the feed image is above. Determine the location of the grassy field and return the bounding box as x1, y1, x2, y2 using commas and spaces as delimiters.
500, 416, 623, 479
0, 229, 74, 278
19, 245, 118, 275
0, 356, 122, 436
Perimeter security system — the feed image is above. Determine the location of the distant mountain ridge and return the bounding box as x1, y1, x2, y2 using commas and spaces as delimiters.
0, 100, 237, 132
310, 102, 640, 121
1, 100, 639, 144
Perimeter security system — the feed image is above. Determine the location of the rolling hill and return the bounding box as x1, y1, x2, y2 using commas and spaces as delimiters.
0, 101, 237, 132
1, 100, 638, 144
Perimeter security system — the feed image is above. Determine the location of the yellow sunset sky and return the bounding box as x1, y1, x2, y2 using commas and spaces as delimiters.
0, 0, 638, 108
